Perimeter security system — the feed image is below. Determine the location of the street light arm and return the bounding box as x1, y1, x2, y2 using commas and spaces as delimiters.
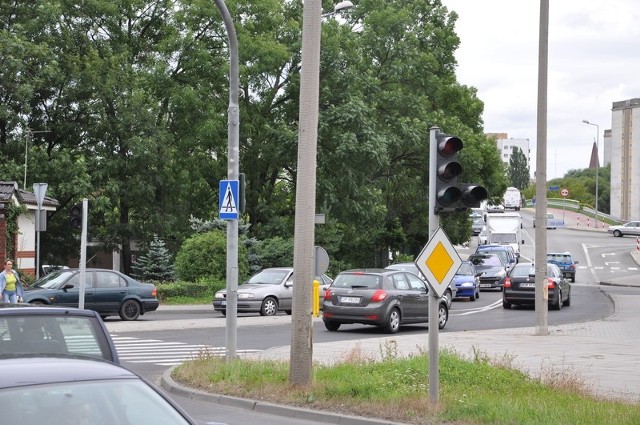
321, 0, 354, 18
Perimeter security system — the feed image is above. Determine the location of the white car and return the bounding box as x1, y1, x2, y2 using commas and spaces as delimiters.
486, 204, 505, 213
607, 221, 640, 237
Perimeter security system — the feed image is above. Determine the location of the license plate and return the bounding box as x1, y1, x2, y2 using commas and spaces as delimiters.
220, 301, 227, 306
340, 296, 360, 304
479, 283, 492, 288
519, 283, 535, 288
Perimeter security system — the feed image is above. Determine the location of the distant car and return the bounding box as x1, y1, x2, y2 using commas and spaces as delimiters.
475, 244, 518, 268
502, 262, 571, 310
486, 204, 505, 213
384, 263, 456, 308
452, 261, 480, 301
546, 252, 578, 283
533, 213, 564, 229
0, 357, 198, 425
322, 269, 449, 333
607, 221, 640, 237
470, 211, 485, 236
0, 304, 119, 363
22, 269, 159, 321
468, 253, 508, 291
477, 225, 488, 245
213, 267, 333, 316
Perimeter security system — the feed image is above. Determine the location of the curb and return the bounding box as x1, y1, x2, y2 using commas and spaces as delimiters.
160, 366, 404, 425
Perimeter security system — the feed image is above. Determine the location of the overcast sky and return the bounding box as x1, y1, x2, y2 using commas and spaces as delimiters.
441, 0, 640, 179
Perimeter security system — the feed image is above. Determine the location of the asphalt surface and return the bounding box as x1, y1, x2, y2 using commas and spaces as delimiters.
158, 211, 640, 424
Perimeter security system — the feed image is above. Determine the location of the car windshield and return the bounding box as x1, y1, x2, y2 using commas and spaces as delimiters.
245, 270, 290, 285
0, 315, 115, 362
477, 249, 508, 264
0, 379, 191, 425
332, 273, 382, 289
547, 254, 572, 263
456, 263, 474, 275
469, 255, 502, 267
30, 271, 76, 289
491, 233, 517, 244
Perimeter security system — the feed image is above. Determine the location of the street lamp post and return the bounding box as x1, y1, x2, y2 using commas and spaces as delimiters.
582, 120, 599, 228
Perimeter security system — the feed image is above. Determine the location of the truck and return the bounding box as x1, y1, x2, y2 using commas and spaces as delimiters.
503, 187, 522, 211
485, 212, 524, 258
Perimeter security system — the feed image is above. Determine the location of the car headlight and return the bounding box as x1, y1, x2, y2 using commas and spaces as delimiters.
461, 282, 473, 287
214, 293, 225, 299
238, 293, 254, 299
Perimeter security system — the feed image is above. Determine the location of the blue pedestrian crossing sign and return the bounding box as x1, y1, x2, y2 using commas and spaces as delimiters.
219, 180, 239, 220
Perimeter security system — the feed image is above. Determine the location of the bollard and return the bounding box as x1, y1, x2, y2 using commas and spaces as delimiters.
637, 237, 639, 252
577, 216, 580, 226
587, 217, 590, 228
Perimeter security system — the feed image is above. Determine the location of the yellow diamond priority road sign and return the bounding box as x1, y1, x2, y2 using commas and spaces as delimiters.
414, 227, 462, 298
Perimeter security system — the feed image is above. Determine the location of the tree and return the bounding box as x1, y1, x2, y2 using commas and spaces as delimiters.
508, 147, 530, 190
132, 235, 175, 282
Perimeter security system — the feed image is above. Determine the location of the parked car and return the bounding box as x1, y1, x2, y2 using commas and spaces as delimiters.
475, 244, 518, 269
502, 262, 571, 310
452, 261, 480, 301
607, 221, 640, 237
0, 357, 198, 425
0, 304, 119, 363
322, 269, 449, 333
546, 252, 578, 283
213, 267, 333, 316
467, 253, 508, 291
384, 263, 456, 308
22, 269, 159, 321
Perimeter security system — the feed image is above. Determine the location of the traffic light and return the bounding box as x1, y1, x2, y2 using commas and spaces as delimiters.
434, 134, 463, 211
69, 204, 82, 229
433, 132, 488, 213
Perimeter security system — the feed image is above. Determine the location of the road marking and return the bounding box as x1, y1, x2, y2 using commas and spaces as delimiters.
112, 335, 261, 366
451, 299, 502, 316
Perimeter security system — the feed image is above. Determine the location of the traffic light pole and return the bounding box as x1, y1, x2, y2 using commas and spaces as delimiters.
428, 126, 440, 403
78, 198, 88, 309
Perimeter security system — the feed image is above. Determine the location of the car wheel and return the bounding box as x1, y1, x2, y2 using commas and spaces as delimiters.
30, 300, 46, 305
382, 308, 401, 334
563, 291, 571, 307
285, 310, 292, 315
119, 299, 141, 321
324, 321, 340, 332
470, 291, 476, 301
552, 290, 562, 311
444, 289, 453, 308
502, 299, 511, 309
220, 310, 227, 316
571, 275, 575, 283
613, 229, 622, 237
438, 303, 448, 330
260, 297, 278, 316
476, 288, 480, 299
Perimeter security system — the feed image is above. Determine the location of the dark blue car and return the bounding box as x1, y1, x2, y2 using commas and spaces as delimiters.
546, 252, 578, 283
453, 261, 480, 301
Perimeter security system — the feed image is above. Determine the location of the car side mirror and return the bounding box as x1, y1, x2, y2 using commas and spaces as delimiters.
574, 260, 579, 264
62, 283, 74, 291
284, 281, 293, 288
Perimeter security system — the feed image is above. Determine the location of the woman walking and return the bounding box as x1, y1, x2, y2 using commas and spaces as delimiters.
1, 259, 24, 303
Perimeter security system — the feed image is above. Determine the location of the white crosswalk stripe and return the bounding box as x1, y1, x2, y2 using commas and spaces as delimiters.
111, 335, 262, 366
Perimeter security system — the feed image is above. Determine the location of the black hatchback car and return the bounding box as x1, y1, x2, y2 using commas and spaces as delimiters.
22, 269, 159, 321
502, 262, 571, 310
322, 269, 449, 334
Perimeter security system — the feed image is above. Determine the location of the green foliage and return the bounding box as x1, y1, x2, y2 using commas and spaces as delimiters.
508, 147, 531, 190
155, 279, 225, 302
247, 236, 294, 272
131, 235, 175, 282
174, 230, 249, 283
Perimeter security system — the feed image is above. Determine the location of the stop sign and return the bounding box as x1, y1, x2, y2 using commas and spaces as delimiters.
561, 188, 569, 197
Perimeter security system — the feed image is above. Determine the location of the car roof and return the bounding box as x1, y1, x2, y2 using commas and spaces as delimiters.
340, 268, 399, 275
477, 244, 513, 251
0, 357, 135, 389
0, 304, 100, 317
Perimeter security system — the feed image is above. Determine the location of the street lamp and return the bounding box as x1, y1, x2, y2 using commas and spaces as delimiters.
321, 0, 354, 18
582, 120, 599, 228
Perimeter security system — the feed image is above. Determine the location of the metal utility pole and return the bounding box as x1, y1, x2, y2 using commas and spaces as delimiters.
214, 0, 240, 362
427, 127, 440, 403
534, 0, 549, 335
33, 183, 48, 280
79, 199, 88, 309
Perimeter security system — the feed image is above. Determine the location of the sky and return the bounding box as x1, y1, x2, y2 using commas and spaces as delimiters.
441, 0, 640, 180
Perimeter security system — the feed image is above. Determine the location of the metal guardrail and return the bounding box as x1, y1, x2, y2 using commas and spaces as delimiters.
525, 198, 623, 225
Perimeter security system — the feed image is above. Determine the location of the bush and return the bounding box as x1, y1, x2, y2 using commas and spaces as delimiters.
174, 230, 249, 282
156, 279, 226, 301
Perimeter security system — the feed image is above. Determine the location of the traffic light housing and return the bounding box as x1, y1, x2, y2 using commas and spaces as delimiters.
69, 204, 82, 229
433, 132, 488, 213
435, 134, 463, 211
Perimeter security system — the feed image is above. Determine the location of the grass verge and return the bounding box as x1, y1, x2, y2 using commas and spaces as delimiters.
173, 343, 640, 425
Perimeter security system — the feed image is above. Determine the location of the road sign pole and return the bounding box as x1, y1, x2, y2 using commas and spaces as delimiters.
428, 127, 440, 403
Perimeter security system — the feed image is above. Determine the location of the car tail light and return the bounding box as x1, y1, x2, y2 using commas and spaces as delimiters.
569, 264, 575, 270
324, 290, 332, 300
151, 287, 157, 297
504, 278, 511, 288
370, 290, 388, 302
547, 278, 555, 289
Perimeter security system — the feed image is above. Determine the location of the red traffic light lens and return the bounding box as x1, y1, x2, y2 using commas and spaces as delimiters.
438, 136, 463, 157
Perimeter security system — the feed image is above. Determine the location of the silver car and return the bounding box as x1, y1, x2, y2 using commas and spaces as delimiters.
212, 267, 332, 316
322, 269, 449, 334
608, 221, 640, 237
